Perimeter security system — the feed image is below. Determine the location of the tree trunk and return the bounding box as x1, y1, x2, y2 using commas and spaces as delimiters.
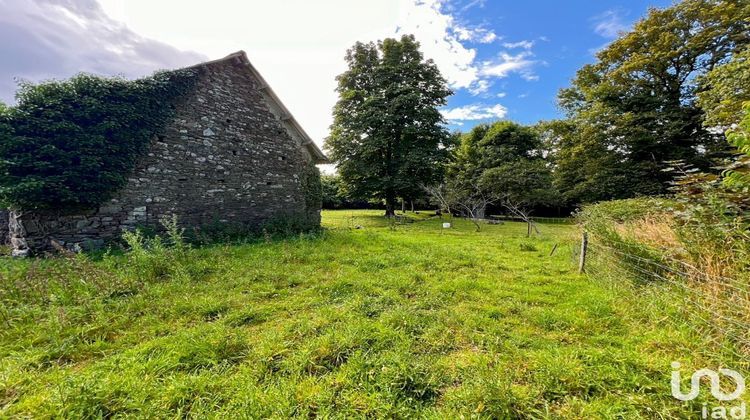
410, 200, 414, 212
401, 199, 405, 214
385, 192, 396, 217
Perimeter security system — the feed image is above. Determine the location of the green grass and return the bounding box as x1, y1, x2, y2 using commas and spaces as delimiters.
0, 210, 743, 418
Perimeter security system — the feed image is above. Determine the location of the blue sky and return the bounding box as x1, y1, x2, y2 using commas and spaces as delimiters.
436, 0, 673, 130
0, 0, 675, 145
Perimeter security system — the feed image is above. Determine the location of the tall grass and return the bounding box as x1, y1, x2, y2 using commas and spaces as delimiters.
577, 198, 750, 355
0, 216, 209, 310
1, 210, 745, 417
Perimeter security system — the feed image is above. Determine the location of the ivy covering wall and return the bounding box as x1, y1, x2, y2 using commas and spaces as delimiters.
301, 162, 323, 220
0, 70, 198, 211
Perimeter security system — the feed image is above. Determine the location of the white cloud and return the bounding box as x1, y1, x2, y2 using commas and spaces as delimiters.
459, 0, 487, 12
454, 25, 498, 43
496, 92, 506, 98
1, 0, 541, 149
441, 104, 507, 121
592, 10, 629, 38
0, 0, 205, 105
468, 79, 491, 96
502, 40, 534, 50
394, 0, 481, 90
479, 51, 536, 79
479, 31, 499, 43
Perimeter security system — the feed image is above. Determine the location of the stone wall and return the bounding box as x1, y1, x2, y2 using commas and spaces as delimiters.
9, 53, 322, 256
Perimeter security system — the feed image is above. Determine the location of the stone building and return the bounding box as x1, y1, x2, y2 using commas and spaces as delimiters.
5, 51, 327, 256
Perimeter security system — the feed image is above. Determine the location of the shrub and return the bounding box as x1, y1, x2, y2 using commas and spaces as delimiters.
0, 70, 198, 211
121, 215, 196, 283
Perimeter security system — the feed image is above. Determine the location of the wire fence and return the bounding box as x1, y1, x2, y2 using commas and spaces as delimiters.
489, 215, 573, 224
575, 231, 750, 358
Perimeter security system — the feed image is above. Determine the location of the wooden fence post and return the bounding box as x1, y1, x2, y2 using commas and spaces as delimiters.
578, 232, 588, 273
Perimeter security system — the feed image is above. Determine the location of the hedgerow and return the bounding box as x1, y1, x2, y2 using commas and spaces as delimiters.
0, 70, 198, 211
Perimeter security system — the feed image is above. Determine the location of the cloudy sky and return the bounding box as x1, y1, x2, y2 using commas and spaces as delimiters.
0, 0, 672, 150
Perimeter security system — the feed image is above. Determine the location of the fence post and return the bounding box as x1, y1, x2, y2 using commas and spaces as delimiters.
578, 232, 588, 273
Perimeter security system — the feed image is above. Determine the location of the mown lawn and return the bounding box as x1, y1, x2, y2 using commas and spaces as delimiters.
0, 210, 737, 417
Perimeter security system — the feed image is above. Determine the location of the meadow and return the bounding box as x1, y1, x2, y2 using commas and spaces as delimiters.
0, 210, 743, 418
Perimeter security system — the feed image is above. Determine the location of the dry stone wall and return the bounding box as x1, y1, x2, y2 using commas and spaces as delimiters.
9, 54, 321, 256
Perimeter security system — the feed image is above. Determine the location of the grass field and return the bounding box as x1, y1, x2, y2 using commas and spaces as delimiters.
0, 210, 742, 418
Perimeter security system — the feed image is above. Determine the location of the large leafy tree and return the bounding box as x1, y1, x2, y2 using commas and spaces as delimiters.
450, 121, 557, 211
555, 0, 750, 205
541, 120, 642, 205
325, 35, 452, 216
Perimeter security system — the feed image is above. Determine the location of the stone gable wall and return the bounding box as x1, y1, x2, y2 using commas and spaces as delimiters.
9, 57, 320, 256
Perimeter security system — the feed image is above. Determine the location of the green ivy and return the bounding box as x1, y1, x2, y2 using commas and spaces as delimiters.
0, 70, 198, 211
301, 163, 322, 218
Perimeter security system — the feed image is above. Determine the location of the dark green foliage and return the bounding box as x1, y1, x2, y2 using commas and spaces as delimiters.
301, 162, 322, 214
325, 35, 452, 216
321, 174, 344, 209
540, 119, 660, 205
0, 70, 198, 211
449, 121, 557, 209
320, 173, 354, 209
553, 0, 750, 205
320, 173, 374, 209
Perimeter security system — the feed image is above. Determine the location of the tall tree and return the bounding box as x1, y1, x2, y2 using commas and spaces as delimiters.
325, 35, 452, 216
449, 121, 557, 212
554, 0, 750, 205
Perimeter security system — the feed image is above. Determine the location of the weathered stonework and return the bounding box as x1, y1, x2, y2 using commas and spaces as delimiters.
9, 51, 327, 256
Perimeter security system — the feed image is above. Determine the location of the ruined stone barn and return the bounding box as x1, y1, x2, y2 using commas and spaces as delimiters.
6, 51, 328, 255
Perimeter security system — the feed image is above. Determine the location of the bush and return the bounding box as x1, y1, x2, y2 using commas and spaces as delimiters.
0, 70, 198, 211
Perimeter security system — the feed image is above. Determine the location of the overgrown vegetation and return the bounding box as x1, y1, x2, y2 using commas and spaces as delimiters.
578, 198, 750, 356
0, 70, 198, 211
1, 210, 742, 417
300, 162, 323, 221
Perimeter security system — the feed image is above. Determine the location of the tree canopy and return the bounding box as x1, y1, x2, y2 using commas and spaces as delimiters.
449, 121, 557, 210
698, 47, 750, 128
553, 0, 750, 205
325, 35, 452, 216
